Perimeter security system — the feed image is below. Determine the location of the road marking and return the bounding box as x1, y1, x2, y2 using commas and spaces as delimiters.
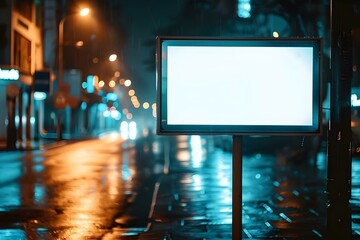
312, 229, 322, 237
146, 181, 161, 231
279, 212, 292, 223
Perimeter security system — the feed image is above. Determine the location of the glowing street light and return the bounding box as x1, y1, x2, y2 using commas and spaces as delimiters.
80, 8, 90, 16
143, 102, 150, 109
114, 71, 121, 77
75, 40, 84, 47
124, 79, 131, 87
128, 89, 135, 96
98, 80, 105, 88
109, 80, 116, 88
57, 7, 90, 140
58, 7, 90, 89
273, 32, 279, 38
109, 54, 117, 62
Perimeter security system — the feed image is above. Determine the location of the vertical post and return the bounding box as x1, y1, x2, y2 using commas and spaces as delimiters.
232, 135, 242, 239
327, 0, 352, 239
26, 86, 32, 141
57, 17, 65, 141
34, 100, 39, 140
58, 17, 65, 89
38, 100, 45, 139
56, 110, 62, 141
56, 11, 89, 140
6, 96, 17, 149
6, 84, 20, 149
18, 87, 23, 142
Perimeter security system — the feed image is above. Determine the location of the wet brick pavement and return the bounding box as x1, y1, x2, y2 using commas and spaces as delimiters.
136, 135, 360, 239
1, 135, 360, 239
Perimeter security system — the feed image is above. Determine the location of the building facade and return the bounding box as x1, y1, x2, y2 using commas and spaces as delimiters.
0, 0, 43, 144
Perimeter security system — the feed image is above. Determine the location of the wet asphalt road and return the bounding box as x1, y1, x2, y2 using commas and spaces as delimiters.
0, 133, 360, 239
0, 133, 160, 239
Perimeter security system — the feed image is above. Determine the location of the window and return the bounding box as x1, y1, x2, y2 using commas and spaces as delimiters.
14, 31, 31, 74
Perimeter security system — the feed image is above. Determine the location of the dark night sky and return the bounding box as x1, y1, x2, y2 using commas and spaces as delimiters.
111, 0, 187, 105
91, 0, 332, 126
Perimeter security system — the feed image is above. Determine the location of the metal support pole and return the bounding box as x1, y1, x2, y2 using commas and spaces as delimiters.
58, 17, 65, 89
6, 96, 17, 149
26, 86, 32, 141
56, 110, 63, 141
326, 0, 352, 239
56, 17, 65, 141
232, 135, 242, 239
6, 84, 20, 149
56, 11, 89, 140
18, 87, 23, 142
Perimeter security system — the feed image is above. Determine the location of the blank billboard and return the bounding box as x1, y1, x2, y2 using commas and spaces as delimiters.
156, 37, 322, 135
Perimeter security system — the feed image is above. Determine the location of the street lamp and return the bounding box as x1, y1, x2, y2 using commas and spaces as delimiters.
109, 54, 117, 62
58, 8, 90, 90
80, 8, 90, 16
56, 8, 90, 140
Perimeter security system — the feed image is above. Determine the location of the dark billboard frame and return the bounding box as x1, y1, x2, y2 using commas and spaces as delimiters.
156, 36, 322, 135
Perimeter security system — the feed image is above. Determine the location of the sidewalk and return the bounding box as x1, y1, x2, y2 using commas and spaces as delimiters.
0, 129, 112, 151
138, 135, 360, 239
0, 138, 66, 151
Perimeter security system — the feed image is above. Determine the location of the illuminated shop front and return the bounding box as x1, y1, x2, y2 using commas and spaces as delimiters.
0, 67, 34, 145
0, 0, 44, 146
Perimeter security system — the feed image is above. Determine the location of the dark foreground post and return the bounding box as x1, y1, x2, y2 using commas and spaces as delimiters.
326, 0, 352, 239
6, 84, 20, 149
232, 135, 242, 239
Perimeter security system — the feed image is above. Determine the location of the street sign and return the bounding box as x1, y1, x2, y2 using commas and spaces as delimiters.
6, 84, 20, 97
54, 91, 67, 109
34, 70, 51, 93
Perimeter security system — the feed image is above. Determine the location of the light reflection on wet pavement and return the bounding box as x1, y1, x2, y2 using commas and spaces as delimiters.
1, 134, 360, 239
143, 135, 357, 239
0, 133, 151, 239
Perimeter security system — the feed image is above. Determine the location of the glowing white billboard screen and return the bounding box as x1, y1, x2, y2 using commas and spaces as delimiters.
156, 37, 322, 135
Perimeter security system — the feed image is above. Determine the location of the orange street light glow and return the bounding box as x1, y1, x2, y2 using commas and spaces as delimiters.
109, 80, 116, 88
109, 54, 117, 62
124, 79, 131, 87
143, 102, 150, 109
80, 8, 90, 16
75, 41, 84, 47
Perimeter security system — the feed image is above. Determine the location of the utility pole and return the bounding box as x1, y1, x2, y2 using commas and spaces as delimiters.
326, 0, 353, 239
